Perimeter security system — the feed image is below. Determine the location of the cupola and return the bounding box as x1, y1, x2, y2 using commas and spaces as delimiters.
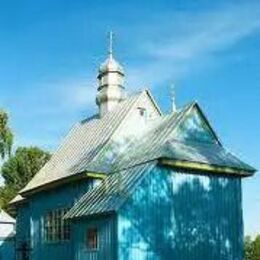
96, 32, 126, 117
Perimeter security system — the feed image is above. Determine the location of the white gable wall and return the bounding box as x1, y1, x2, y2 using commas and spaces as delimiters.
112, 91, 161, 142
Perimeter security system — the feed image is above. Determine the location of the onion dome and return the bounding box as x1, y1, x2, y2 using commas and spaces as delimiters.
98, 54, 124, 77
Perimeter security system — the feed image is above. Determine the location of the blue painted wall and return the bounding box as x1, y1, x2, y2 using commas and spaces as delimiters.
118, 166, 243, 260
0, 237, 15, 260
16, 203, 30, 245
73, 215, 116, 260
16, 179, 98, 260
16, 166, 244, 260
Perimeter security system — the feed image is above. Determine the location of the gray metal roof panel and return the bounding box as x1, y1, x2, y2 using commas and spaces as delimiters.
81, 103, 192, 174
21, 93, 142, 193
164, 139, 255, 172
65, 162, 156, 219
9, 194, 26, 205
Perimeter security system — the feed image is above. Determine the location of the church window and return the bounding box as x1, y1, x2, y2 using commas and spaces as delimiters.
137, 107, 147, 118
86, 228, 99, 250
43, 208, 70, 242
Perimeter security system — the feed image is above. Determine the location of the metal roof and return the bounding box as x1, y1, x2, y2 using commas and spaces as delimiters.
106, 138, 255, 175
21, 92, 145, 194
65, 162, 156, 219
20, 91, 255, 196
77, 102, 254, 175
9, 194, 25, 205
75, 102, 191, 174
163, 139, 255, 172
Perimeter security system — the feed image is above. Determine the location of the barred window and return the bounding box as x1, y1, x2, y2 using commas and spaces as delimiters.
44, 208, 70, 242
86, 228, 98, 250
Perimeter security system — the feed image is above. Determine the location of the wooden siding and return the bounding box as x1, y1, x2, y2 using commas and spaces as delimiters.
73, 215, 117, 260
15, 179, 99, 260
16, 203, 31, 244
118, 166, 244, 260
0, 237, 15, 260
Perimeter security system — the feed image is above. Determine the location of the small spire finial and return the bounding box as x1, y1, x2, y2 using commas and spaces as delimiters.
108, 31, 113, 57
170, 84, 177, 112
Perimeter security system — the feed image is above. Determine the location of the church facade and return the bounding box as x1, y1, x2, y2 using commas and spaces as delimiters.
10, 42, 255, 260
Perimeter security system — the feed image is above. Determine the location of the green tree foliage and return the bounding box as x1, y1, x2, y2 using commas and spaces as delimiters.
0, 110, 13, 159
245, 235, 260, 260
252, 235, 260, 260
0, 147, 51, 208
245, 236, 254, 260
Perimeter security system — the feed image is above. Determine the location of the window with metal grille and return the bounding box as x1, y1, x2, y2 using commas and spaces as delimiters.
86, 228, 98, 250
43, 208, 70, 242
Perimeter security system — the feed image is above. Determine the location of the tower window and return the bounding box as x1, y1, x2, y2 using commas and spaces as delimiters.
137, 107, 147, 117
86, 228, 99, 250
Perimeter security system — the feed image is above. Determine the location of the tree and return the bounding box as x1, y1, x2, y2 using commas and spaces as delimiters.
0, 146, 51, 208
245, 235, 260, 260
252, 235, 260, 260
245, 236, 253, 260
0, 110, 13, 159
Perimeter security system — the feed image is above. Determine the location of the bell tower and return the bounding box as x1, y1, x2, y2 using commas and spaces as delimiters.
96, 32, 126, 117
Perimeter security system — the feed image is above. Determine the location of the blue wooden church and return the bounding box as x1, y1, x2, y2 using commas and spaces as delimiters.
10, 39, 255, 260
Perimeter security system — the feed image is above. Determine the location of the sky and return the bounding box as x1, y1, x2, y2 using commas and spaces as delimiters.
0, 0, 259, 236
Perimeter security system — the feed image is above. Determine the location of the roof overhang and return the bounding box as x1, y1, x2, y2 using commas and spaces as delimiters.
159, 158, 255, 177
8, 195, 26, 207
20, 171, 106, 197
65, 210, 115, 221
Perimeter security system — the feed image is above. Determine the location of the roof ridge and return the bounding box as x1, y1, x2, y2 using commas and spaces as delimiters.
80, 114, 99, 124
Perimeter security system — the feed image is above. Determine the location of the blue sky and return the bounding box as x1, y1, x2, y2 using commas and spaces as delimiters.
0, 0, 259, 236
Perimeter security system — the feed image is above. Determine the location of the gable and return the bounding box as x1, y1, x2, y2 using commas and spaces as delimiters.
72, 90, 162, 174
112, 89, 162, 140
174, 104, 221, 145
